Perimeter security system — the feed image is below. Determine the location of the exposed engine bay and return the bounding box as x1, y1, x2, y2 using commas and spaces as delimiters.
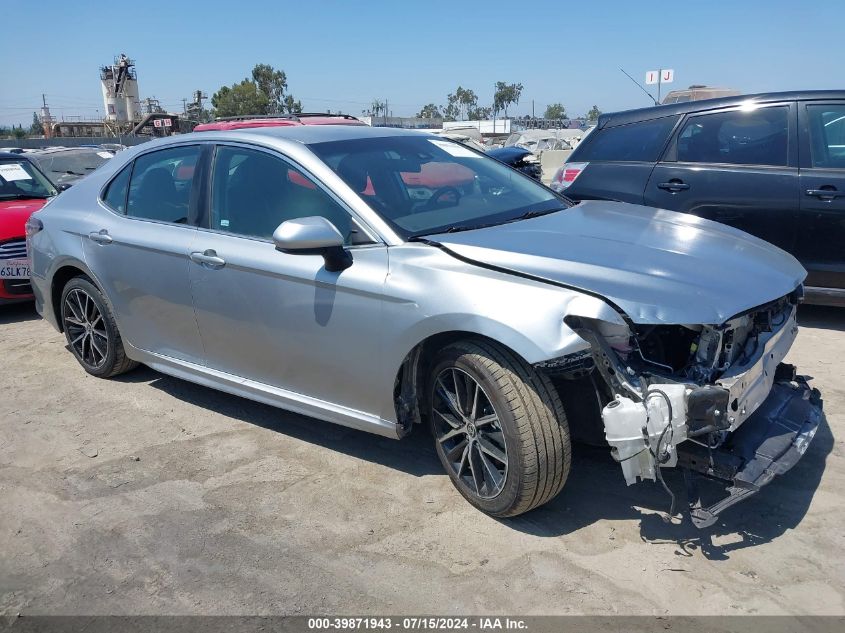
543, 288, 822, 527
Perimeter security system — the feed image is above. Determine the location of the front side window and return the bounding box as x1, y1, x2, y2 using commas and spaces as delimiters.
210, 145, 361, 242
126, 145, 201, 223
0, 159, 57, 201
676, 106, 788, 166
309, 135, 567, 238
573, 116, 679, 162
807, 104, 845, 169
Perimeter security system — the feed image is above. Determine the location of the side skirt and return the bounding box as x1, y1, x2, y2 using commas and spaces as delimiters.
126, 345, 402, 439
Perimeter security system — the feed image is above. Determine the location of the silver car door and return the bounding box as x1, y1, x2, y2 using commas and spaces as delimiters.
84, 144, 206, 364
188, 143, 388, 414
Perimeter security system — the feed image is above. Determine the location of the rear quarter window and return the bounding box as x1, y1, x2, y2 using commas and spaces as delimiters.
573, 115, 679, 162
101, 164, 131, 213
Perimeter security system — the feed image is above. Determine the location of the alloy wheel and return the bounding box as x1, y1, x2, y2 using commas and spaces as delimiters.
63, 288, 109, 369
432, 367, 508, 499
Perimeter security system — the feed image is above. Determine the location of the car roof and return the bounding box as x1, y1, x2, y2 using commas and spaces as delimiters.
26, 146, 104, 155
0, 152, 34, 161
599, 89, 845, 127
193, 113, 366, 132
177, 124, 433, 146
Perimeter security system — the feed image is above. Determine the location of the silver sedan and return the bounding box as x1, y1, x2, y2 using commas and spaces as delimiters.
26, 126, 822, 525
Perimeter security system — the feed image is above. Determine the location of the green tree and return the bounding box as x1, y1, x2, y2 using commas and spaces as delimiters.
457, 87, 478, 120
211, 63, 301, 118
587, 105, 602, 121
11, 125, 27, 139
544, 103, 566, 120
211, 79, 270, 118
369, 99, 388, 118
417, 103, 441, 118
30, 112, 43, 135
283, 94, 303, 114
467, 105, 492, 120
442, 95, 460, 121
493, 82, 523, 118
443, 87, 478, 121
251, 63, 288, 113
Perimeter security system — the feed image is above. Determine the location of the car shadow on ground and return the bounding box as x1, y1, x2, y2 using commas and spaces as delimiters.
0, 302, 39, 325
121, 365, 833, 559
798, 304, 845, 332
507, 410, 833, 559
116, 366, 444, 478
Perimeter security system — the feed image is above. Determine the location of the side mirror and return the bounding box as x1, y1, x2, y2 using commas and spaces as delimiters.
272, 216, 353, 272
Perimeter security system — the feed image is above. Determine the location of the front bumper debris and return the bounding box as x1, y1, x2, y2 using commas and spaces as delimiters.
677, 369, 822, 528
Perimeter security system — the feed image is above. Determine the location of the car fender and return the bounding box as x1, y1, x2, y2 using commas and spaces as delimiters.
375, 243, 625, 424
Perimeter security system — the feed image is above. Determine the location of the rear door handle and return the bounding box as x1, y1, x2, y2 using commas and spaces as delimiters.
88, 230, 113, 244
657, 181, 690, 193
190, 249, 226, 269
806, 188, 844, 200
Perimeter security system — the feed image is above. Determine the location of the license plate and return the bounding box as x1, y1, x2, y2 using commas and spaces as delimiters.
0, 258, 30, 279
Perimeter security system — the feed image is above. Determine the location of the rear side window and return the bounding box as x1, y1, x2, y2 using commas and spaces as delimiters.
126, 145, 201, 224
574, 116, 678, 162
807, 104, 845, 169
676, 106, 788, 166
102, 164, 131, 213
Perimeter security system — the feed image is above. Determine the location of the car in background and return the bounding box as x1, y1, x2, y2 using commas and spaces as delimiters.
486, 146, 542, 181
431, 130, 488, 153
28, 126, 821, 527
0, 153, 57, 302
551, 90, 845, 306
193, 113, 367, 132
27, 146, 115, 187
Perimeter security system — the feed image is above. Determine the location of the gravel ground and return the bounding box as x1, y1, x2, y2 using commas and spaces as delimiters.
0, 302, 842, 616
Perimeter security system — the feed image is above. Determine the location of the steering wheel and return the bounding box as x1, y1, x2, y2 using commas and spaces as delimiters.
423, 186, 461, 210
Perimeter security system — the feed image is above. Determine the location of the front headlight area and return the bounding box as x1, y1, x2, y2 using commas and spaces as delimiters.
561, 292, 798, 486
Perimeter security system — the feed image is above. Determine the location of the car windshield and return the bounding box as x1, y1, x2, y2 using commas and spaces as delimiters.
308, 135, 568, 238
0, 159, 57, 201
31, 149, 112, 184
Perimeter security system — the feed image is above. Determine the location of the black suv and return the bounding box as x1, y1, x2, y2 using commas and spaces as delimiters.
552, 91, 845, 306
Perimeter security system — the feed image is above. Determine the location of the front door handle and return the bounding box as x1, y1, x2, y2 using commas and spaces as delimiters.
806, 188, 844, 200
657, 181, 690, 193
88, 230, 113, 244
190, 249, 226, 269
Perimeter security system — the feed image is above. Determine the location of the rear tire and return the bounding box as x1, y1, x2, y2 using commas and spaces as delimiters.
428, 339, 571, 517
60, 277, 137, 378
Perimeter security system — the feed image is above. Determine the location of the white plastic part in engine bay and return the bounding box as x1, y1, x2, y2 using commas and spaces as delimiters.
601, 383, 689, 485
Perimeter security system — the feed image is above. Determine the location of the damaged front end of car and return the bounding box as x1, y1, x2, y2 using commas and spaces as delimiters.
561, 287, 822, 528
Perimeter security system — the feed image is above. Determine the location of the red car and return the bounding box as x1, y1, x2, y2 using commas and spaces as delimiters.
0, 153, 57, 303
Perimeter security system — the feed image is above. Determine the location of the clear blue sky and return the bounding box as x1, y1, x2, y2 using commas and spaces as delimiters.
0, 0, 840, 127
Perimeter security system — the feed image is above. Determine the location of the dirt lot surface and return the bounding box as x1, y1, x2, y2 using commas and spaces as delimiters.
0, 303, 843, 616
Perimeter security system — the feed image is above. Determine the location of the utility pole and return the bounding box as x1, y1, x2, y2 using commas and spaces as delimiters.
181, 98, 187, 115
40, 93, 55, 138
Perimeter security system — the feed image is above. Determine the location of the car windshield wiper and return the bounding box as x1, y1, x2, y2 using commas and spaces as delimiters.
509, 206, 567, 222
442, 223, 500, 234
409, 206, 567, 239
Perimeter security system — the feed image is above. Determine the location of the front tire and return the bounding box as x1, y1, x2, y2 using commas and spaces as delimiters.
428, 340, 571, 517
60, 277, 137, 378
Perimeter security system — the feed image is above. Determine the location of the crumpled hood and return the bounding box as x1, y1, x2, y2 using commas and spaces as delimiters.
432, 200, 806, 325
